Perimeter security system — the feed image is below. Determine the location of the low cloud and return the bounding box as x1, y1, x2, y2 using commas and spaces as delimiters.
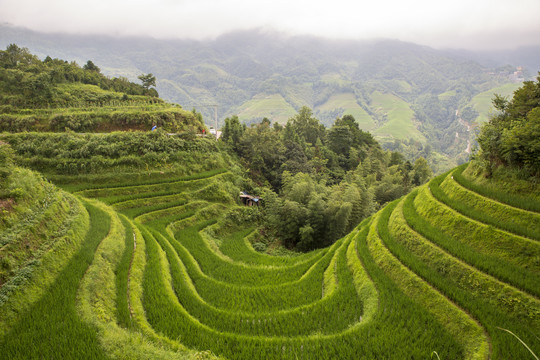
1, 0, 539, 50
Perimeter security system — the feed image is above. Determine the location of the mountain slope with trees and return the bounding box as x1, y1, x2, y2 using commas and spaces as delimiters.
221, 108, 431, 251
0, 24, 533, 171
475, 74, 540, 178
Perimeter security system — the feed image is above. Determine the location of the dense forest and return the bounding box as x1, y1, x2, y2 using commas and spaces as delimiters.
221, 107, 431, 250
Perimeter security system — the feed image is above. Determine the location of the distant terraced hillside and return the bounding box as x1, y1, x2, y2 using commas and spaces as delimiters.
0, 142, 538, 359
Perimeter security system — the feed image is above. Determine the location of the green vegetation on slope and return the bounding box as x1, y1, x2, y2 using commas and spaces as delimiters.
2, 31, 528, 172
1, 124, 538, 359
0, 45, 205, 133
0, 201, 110, 359
236, 94, 297, 124
476, 74, 540, 177
315, 92, 375, 130
220, 109, 432, 250
0, 70, 538, 359
0, 131, 227, 175
469, 83, 521, 124
371, 91, 426, 143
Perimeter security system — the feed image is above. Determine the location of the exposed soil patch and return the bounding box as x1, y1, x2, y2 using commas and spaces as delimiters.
0, 198, 15, 213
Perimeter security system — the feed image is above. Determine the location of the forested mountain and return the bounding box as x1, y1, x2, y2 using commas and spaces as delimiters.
0, 23, 536, 171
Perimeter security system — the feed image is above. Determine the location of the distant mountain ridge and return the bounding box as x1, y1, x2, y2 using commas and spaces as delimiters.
1, 23, 537, 170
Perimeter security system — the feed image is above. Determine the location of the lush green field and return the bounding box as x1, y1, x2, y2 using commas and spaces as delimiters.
315, 92, 376, 130
468, 83, 521, 124
371, 91, 426, 143
236, 94, 297, 124
0, 96, 203, 133
1, 150, 538, 359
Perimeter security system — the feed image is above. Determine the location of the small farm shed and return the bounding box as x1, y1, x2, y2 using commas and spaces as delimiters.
239, 192, 262, 206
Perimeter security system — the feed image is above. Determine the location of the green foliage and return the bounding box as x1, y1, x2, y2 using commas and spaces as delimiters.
371, 203, 488, 359
83, 60, 100, 72
0, 143, 14, 194
0, 201, 110, 359
0, 44, 159, 109
221, 115, 246, 151
386, 195, 538, 359
0, 103, 204, 133
2, 92, 538, 360
226, 109, 432, 251
455, 162, 540, 212
476, 74, 540, 177
0, 46, 212, 134
0, 132, 217, 174
138, 73, 157, 90
393, 169, 540, 359
437, 168, 540, 240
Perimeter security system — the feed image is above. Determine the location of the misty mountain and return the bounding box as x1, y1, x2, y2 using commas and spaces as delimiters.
443, 46, 540, 75
0, 23, 535, 170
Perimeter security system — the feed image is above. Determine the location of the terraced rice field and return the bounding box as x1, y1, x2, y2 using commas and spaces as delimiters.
0, 163, 538, 359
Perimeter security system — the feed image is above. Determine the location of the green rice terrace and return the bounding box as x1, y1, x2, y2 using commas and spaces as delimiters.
0, 135, 538, 359
0, 47, 539, 359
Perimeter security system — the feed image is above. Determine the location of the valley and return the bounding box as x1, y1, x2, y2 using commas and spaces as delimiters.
1, 25, 536, 172
0, 38, 539, 360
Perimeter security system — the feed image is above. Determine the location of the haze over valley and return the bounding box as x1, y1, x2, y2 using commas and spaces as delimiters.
2, 23, 539, 171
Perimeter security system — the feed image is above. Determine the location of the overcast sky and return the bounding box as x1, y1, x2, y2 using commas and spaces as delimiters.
1, 0, 539, 50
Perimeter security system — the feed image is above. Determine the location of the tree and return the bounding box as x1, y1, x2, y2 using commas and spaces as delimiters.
83, 60, 100, 73
138, 73, 156, 89
0, 44, 38, 69
238, 120, 285, 188
288, 107, 325, 145
412, 157, 432, 185
328, 124, 352, 157
476, 74, 540, 177
221, 115, 245, 151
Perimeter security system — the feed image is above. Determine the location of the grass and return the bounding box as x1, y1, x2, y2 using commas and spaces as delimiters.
391, 194, 539, 359
455, 163, 540, 212
236, 94, 297, 124
469, 83, 521, 124
2, 157, 538, 359
415, 185, 540, 297
403, 189, 540, 298
370, 202, 488, 360
0, 201, 110, 359
431, 170, 540, 240
115, 215, 135, 329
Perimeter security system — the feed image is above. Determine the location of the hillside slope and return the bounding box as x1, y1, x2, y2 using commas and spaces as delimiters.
0, 25, 530, 168
1, 131, 538, 359
0, 45, 205, 134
